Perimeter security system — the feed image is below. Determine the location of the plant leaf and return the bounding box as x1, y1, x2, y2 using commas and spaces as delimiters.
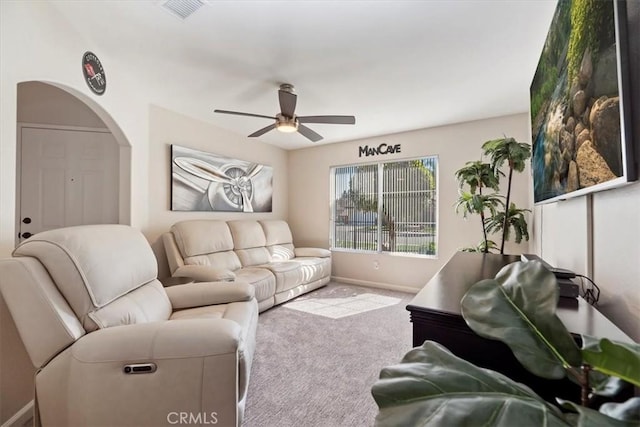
588, 373, 627, 397
581, 336, 640, 387
372, 341, 568, 427
599, 398, 640, 423
559, 399, 639, 427
461, 261, 582, 379
482, 136, 531, 173
455, 160, 500, 193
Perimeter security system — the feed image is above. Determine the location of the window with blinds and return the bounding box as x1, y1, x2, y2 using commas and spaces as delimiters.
331, 157, 438, 256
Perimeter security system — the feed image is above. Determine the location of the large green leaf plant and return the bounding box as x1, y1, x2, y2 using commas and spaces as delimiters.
372, 261, 640, 426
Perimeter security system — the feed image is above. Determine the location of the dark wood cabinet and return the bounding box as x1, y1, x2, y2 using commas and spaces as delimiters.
407, 252, 633, 404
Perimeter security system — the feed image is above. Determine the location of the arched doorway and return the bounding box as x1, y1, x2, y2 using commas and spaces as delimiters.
15, 81, 131, 243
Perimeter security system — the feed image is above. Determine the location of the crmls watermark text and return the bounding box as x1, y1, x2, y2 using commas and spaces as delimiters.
167, 412, 218, 425
358, 143, 401, 157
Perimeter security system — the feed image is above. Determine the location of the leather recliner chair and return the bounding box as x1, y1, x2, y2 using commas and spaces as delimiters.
0, 224, 258, 426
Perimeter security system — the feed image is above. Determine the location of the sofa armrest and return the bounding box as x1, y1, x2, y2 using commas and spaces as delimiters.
162, 232, 185, 274
72, 318, 244, 361
165, 282, 254, 309
294, 247, 331, 258
173, 265, 236, 282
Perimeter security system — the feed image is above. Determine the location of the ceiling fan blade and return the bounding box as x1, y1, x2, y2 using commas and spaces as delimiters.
297, 115, 356, 125
214, 109, 275, 120
278, 89, 297, 117
297, 124, 323, 142
248, 123, 277, 138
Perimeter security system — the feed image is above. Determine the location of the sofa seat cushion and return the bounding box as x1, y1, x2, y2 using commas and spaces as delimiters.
235, 268, 276, 303
292, 257, 332, 284
295, 247, 331, 258
259, 262, 304, 293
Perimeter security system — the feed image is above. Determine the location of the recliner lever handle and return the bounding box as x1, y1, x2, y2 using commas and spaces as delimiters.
123, 363, 157, 374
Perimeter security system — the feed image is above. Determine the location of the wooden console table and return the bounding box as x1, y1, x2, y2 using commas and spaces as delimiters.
407, 251, 633, 403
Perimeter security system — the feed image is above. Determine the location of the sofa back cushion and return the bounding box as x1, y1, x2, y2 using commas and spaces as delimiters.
171, 220, 242, 271
260, 220, 295, 261
171, 220, 234, 257
228, 220, 266, 248
13, 225, 171, 331
228, 220, 271, 266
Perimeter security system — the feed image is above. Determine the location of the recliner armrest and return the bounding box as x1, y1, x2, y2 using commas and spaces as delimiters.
294, 247, 331, 258
165, 282, 254, 309
72, 318, 244, 361
58, 317, 250, 427
173, 265, 236, 282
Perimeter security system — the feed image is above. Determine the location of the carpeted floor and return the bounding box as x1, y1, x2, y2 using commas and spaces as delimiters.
243, 282, 414, 427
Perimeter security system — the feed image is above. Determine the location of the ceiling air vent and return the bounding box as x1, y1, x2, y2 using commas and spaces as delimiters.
161, 0, 206, 20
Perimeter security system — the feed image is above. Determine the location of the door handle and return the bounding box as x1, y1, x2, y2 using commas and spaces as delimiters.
23, 217, 32, 224
21, 232, 33, 239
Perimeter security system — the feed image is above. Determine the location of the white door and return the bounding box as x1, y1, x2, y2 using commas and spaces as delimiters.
19, 126, 119, 241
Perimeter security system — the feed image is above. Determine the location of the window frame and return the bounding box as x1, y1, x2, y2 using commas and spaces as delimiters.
329, 155, 439, 259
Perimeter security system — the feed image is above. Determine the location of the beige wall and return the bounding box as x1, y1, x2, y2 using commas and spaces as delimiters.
1, 1, 152, 259
536, 184, 640, 342
288, 113, 532, 291
147, 105, 288, 277
17, 81, 105, 128
1, 82, 114, 425
532, 1, 640, 341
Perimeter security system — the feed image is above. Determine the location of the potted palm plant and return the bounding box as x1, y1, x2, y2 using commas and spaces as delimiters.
454, 160, 502, 253
455, 136, 531, 254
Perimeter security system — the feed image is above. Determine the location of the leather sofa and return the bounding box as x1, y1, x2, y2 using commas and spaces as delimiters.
163, 219, 331, 312
0, 225, 258, 427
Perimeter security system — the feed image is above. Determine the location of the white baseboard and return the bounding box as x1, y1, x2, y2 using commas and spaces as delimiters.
2, 400, 33, 427
331, 276, 419, 294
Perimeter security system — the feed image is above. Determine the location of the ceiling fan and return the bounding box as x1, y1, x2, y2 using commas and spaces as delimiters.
214, 84, 355, 142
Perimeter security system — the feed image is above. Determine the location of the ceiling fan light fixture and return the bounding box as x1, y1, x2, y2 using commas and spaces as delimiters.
276, 121, 299, 133
275, 114, 299, 133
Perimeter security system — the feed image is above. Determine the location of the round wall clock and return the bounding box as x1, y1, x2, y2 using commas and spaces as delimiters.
82, 51, 106, 95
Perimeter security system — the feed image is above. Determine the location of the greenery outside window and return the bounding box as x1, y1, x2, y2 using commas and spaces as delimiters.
330, 157, 438, 256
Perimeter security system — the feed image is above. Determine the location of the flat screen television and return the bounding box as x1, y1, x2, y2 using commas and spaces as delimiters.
530, 0, 636, 204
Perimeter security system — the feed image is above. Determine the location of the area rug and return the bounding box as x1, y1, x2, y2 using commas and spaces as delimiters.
243, 282, 414, 427
283, 292, 401, 319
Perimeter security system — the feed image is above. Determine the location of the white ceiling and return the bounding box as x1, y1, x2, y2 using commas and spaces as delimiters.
49, 0, 558, 150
